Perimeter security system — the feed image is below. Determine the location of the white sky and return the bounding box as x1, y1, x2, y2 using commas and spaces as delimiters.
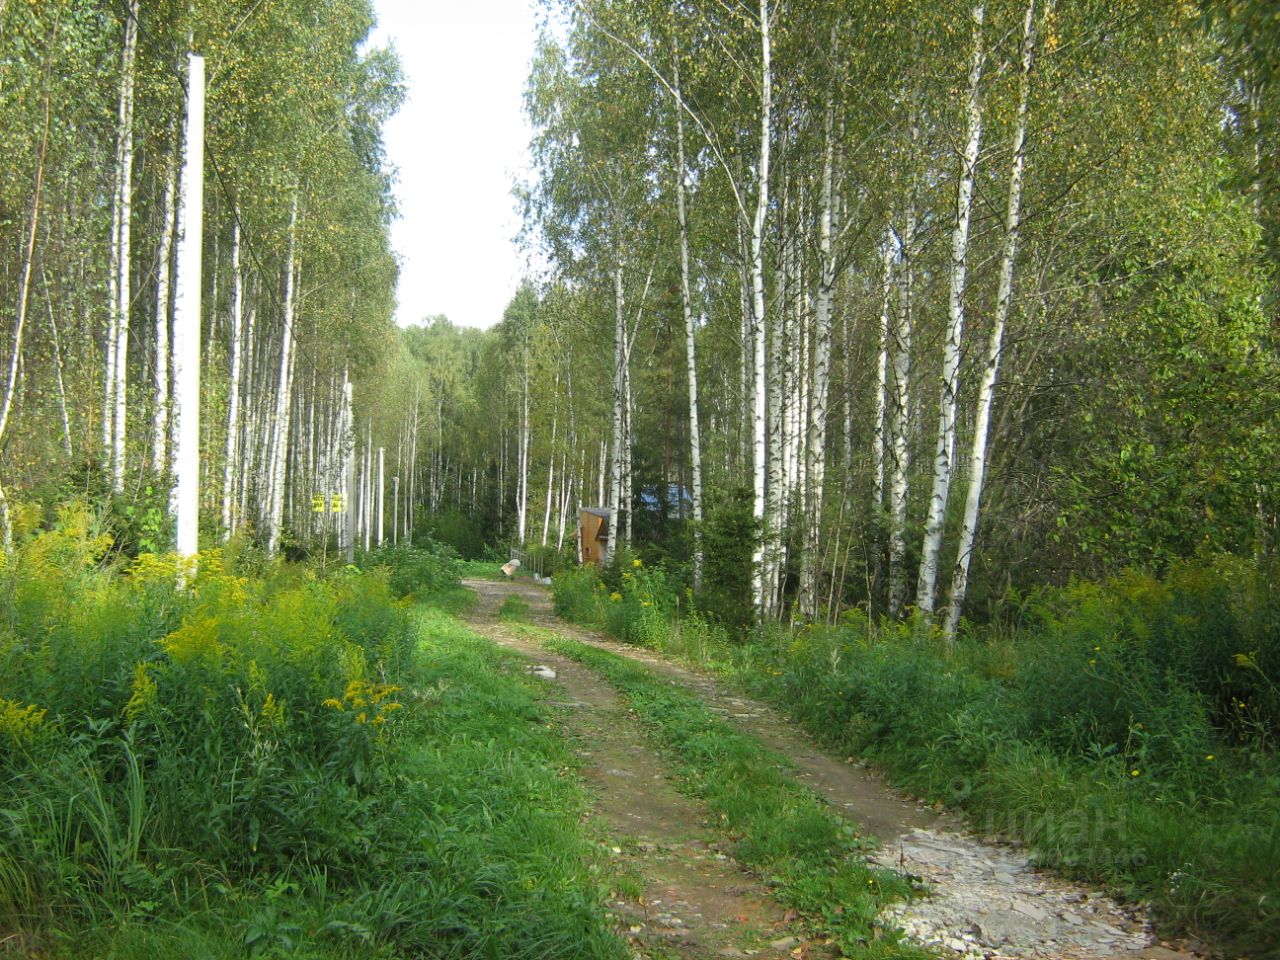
369, 0, 539, 330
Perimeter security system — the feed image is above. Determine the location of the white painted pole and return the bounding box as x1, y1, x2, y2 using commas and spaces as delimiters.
377, 447, 385, 547
173, 52, 204, 566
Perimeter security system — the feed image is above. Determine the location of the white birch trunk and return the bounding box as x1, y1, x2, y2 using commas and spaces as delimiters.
750, 0, 773, 618
40, 275, 74, 458
340, 375, 355, 562
516, 348, 530, 544
944, 0, 1036, 639
916, 3, 986, 618
392, 474, 399, 546
363, 420, 373, 552
0, 89, 49, 550
377, 446, 385, 547
872, 230, 894, 510
541, 405, 557, 546
408, 391, 419, 540
887, 204, 917, 618
623, 366, 633, 546
799, 98, 837, 619
266, 195, 299, 557
605, 261, 626, 563
237, 285, 257, 525
221, 216, 244, 537
152, 153, 176, 474
110, 1, 137, 492
672, 48, 705, 593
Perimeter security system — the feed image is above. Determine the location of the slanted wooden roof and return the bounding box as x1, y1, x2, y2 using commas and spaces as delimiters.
581, 507, 611, 519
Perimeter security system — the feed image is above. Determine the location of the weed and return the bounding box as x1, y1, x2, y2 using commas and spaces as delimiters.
0, 504, 625, 959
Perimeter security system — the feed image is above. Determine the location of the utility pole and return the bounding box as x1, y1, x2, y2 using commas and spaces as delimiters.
173, 52, 204, 566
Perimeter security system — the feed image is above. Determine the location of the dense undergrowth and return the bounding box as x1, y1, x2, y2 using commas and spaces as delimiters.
553, 556, 1280, 959
0, 504, 624, 959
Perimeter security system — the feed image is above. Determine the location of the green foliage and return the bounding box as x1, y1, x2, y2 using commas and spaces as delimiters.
523, 543, 572, 578
697, 489, 757, 635
554, 555, 685, 648
356, 540, 462, 604
760, 562, 1278, 955
552, 564, 607, 625
0, 504, 624, 958
416, 507, 490, 559
580, 548, 1280, 954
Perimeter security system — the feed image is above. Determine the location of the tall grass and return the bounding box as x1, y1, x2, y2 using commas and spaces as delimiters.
0, 503, 624, 958
553, 555, 1280, 958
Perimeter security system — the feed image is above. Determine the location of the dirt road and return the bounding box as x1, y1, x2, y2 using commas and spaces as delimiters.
461, 577, 1197, 960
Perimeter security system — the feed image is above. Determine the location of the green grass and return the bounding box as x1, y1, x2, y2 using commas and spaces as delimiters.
534, 630, 931, 959
499, 594, 532, 622
456, 559, 506, 580
0, 509, 626, 959
551, 559, 1280, 959
16, 611, 627, 959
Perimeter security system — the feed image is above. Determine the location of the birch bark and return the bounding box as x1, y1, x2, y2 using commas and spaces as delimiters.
40, 273, 74, 458
887, 205, 917, 618
516, 345, 530, 544
916, 3, 986, 618
542, 404, 557, 546
672, 46, 705, 593
0, 87, 50, 550
944, 0, 1037, 639
799, 97, 837, 619
605, 260, 626, 563
750, 0, 773, 619
105, 1, 138, 491
266, 196, 300, 556
221, 216, 244, 537
872, 230, 894, 511
152, 153, 177, 474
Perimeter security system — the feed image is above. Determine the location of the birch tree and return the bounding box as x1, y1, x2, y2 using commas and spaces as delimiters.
944, 0, 1039, 639
916, 3, 987, 619
104, 0, 138, 493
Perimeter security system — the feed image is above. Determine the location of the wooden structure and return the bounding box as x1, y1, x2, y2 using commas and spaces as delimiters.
579, 507, 611, 565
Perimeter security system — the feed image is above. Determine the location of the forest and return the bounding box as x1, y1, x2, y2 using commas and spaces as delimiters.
1, 0, 1278, 958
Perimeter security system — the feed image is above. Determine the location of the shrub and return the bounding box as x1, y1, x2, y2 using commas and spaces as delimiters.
552, 564, 606, 625
357, 541, 461, 602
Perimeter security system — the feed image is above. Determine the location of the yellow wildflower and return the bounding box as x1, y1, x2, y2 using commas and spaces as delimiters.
326, 678, 403, 724
1205, 754, 1215, 762
1130, 769, 1140, 777
160, 617, 223, 667
632, 558, 642, 568
0, 698, 47, 743
123, 663, 159, 722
